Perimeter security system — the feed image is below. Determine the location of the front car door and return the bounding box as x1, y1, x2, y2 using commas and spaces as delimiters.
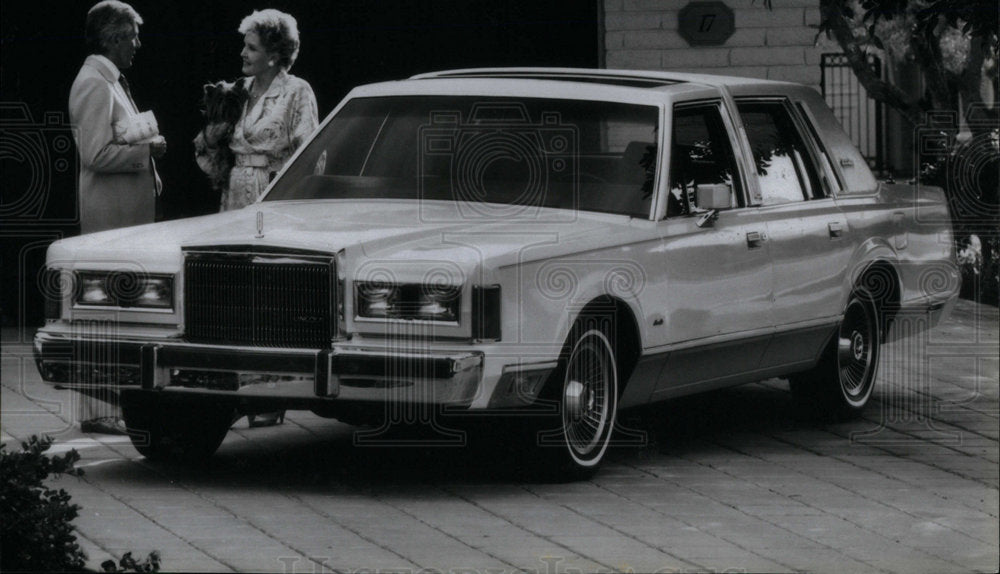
645, 98, 776, 399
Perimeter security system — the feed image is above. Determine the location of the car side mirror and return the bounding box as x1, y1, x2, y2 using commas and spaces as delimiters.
695, 183, 731, 210
694, 183, 731, 228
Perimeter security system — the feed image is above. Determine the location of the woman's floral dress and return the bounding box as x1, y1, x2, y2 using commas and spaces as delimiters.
223, 70, 318, 211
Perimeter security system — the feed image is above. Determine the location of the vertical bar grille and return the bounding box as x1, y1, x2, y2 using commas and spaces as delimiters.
184, 250, 335, 348
821, 53, 884, 173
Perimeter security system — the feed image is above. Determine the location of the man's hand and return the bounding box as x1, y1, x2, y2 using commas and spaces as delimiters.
149, 138, 167, 159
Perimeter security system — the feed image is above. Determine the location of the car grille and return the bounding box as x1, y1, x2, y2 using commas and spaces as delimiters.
183, 248, 336, 348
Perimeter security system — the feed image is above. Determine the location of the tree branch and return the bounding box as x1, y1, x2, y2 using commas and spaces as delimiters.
958, 37, 993, 134
910, 16, 958, 115
819, 0, 926, 126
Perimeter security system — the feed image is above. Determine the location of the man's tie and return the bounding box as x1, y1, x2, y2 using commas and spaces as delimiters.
119, 74, 138, 113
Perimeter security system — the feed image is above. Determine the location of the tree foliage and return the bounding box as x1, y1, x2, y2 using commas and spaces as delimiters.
756, 0, 998, 129
820, 0, 997, 132
759, 0, 999, 304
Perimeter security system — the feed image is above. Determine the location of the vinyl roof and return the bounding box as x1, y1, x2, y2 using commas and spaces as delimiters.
411, 67, 790, 89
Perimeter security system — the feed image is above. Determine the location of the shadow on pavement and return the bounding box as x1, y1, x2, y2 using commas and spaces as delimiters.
78, 379, 828, 488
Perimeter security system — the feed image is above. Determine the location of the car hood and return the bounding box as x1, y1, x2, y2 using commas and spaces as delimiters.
48, 200, 651, 274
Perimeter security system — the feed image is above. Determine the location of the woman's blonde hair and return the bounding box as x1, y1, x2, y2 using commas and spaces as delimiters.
238, 9, 301, 69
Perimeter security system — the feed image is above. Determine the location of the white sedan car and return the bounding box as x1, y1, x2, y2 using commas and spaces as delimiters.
35, 68, 959, 479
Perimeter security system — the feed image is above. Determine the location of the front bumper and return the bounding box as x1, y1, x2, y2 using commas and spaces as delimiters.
33, 331, 483, 406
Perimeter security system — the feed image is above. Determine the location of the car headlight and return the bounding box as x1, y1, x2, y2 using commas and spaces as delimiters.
78, 273, 114, 306
75, 271, 174, 310
137, 277, 173, 308
356, 282, 397, 318
355, 282, 460, 322
415, 285, 460, 322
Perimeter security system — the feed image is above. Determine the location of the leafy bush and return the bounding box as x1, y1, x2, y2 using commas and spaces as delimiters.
922, 136, 1000, 306
100, 551, 161, 573
1, 436, 161, 573
1, 435, 86, 572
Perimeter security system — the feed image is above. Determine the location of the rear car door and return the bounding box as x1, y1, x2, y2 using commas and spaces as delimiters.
735, 98, 853, 367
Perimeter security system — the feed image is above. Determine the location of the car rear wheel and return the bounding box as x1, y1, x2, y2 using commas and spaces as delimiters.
790, 292, 881, 419
122, 395, 234, 464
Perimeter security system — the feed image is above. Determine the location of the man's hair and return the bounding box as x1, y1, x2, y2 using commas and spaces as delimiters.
85, 0, 143, 55
238, 9, 301, 69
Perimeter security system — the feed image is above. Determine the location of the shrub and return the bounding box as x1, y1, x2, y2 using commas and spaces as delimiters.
922, 135, 1000, 306
100, 551, 161, 573
1, 435, 86, 571
1, 436, 163, 572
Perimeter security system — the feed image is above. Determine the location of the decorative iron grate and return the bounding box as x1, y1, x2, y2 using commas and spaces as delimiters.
821, 53, 885, 172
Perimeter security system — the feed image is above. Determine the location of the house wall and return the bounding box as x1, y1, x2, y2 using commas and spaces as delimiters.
602, 0, 911, 174
603, 0, 839, 94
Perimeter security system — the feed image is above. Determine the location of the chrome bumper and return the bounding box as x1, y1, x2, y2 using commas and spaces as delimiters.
33, 331, 483, 405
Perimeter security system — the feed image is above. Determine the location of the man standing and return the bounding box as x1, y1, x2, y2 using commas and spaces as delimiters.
69, 0, 166, 433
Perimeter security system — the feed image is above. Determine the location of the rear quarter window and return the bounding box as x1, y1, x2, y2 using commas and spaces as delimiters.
797, 93, 878, 195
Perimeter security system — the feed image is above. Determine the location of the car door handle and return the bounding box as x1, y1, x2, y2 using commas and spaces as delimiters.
828, 222, 844, 238
746, 230, 766, 249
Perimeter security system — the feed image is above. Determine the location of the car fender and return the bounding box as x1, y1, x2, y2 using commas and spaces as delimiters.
844, 236, 901, 310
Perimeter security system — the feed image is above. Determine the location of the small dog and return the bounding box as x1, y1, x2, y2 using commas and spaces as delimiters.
194, 80, 247, 191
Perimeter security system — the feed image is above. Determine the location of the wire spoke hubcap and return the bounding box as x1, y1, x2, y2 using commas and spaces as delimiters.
562, 329, 617, 465
838, 298, 877, 403
564, 380, 586, 422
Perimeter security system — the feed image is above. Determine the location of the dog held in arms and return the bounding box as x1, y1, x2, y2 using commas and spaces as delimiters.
193, 80, 247, 191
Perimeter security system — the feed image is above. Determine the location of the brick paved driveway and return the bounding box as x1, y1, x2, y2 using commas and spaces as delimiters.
2, 301, 997, 573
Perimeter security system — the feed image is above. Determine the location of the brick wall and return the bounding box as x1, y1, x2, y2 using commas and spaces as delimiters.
603, 0, 839, 93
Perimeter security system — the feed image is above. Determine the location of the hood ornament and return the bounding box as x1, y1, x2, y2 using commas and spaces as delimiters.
255, 211, 265, 239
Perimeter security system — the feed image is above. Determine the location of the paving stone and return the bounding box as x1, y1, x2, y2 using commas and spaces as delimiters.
550, 535, 695, 571
3, 300, 997, 573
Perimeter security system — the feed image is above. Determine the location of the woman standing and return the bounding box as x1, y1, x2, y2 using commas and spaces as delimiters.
227, 10, 317, 426
224, 9, 318, 211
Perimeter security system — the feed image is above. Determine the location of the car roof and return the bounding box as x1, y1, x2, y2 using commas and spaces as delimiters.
411, 67, 795, 90
338, 67, 819, 120
343, 67, 809, 107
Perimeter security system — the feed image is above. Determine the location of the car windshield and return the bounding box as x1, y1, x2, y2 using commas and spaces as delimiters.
265, 96, 660, 218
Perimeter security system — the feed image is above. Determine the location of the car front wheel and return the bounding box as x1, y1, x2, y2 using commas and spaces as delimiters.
560, 328, 618, 470
122, 395, 234, 464
528, 320, 619, 481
